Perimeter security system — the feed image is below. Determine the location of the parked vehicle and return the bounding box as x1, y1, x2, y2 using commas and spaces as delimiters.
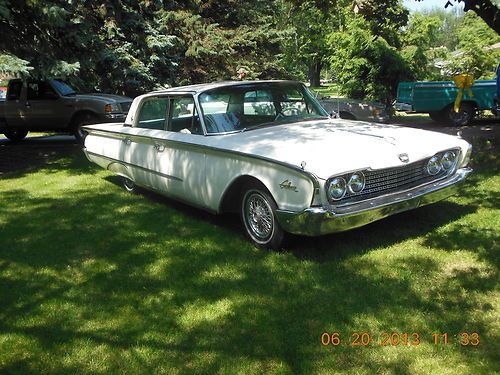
319, 97, 390, 123
83, 80, 472, 249
0, 87, 6, 99
0, 79, 132, 142
395, 80, 496, 126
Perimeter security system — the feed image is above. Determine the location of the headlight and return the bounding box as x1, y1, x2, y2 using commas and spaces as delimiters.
441, 151, 457, 170
348, 172, 365, 193
328, 177, 347, 200
104, 103, 120, 113
427, 155, 442, 175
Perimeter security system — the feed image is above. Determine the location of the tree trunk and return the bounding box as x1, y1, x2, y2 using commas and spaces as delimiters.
308, 60, 322, 87
462, 0, 500, 34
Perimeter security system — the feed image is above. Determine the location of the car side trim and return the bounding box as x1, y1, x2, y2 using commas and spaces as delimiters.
85, 150, 183, 182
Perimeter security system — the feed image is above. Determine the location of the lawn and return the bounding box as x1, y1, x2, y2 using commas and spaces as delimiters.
0, 139, 498, 374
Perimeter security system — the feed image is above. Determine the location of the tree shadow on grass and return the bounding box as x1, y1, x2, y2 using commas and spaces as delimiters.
0, 181, 497, 373
0, 136, 94, 179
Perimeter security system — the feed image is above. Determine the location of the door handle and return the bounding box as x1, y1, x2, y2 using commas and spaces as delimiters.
154, 143, 165, 152
122, 137, 131, 145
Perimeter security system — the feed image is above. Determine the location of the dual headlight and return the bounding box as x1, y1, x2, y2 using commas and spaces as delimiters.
328, 172, 365, 201
427, 150, 458, 175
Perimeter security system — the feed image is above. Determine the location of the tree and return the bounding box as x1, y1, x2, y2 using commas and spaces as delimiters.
280, 0, 336, 87
401, 12, 443, 79
410, 0, 500, 33
354, 0, 410, 47
328, 16, 410, 102
0, 0, 287, 95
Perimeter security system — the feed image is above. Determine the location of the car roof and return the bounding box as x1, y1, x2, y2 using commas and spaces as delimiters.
150, 80, 303, 95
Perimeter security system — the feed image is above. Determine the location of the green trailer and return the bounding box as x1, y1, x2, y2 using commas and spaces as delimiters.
396, 80, 496, 126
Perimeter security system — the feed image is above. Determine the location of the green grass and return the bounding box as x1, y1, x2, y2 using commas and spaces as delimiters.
310, 83, 341, 98
0, 142, 498, 374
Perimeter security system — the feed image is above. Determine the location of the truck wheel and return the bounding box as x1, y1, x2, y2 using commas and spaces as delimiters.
3, 129, 28, 142
428, 111, 447, 123
72, 113, 98, 144
447, 103, 475, 126
241, 182, 285, 250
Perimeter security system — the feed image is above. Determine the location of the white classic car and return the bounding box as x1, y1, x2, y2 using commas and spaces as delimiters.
83, 80, 472, 249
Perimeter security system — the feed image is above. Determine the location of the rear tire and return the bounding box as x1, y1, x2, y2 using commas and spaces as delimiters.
3, 129, 28, 142
122, 177, 138, 194
447, 102, 475, 126
241, 182, 285, 250
428, 110, 447, 123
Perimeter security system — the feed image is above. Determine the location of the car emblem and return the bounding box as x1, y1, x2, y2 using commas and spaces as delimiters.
399, 153, 409, 163
279, 180, 298, 192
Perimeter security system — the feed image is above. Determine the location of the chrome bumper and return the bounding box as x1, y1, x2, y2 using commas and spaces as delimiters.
276, 168, 472, 237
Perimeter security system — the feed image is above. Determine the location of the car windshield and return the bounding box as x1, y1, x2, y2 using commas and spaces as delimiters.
198, 82, 328, 134
51, 79, 77, 96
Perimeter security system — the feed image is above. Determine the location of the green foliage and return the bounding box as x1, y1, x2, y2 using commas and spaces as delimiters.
400, 12, 443, 80
0, 53, 33, 77
355, 0, 410, 47
0, 0, 286, 95
450, 12, 500, 78
329, 17, 410, 102
402, 9, 500, 81
279, 0, 340, 86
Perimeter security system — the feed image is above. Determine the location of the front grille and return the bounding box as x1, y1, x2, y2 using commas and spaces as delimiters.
120, 101, 132, 113
329, 152, 458, 205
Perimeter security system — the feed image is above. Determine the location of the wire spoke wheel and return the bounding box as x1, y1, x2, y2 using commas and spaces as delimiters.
241, 184, 285, 250
245, 193, 274, 240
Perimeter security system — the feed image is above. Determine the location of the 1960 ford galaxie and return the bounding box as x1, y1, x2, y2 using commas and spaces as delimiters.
83, 80, 472, 249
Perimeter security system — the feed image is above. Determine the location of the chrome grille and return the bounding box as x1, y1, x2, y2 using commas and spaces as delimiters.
329, 155, 455, 205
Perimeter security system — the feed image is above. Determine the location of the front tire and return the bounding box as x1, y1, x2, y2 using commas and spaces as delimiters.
72, 113, 98, 144
241, 183, 285, 250
3, 129, 28, 142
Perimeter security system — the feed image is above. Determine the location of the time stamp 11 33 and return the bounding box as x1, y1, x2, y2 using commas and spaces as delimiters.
321, 332, 480, 348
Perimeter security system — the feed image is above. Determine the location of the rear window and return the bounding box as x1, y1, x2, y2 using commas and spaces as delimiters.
7, 81, 22, 101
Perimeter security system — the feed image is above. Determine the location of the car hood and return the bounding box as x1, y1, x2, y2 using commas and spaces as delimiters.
210, 119, 466, 179
74, 93, 132, 103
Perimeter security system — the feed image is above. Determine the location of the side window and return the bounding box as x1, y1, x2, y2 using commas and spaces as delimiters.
27, 81, 40, 100
38, 82, 59, 100
136, 98, 169, 130
7, 81, 22, 100
169, 96, 202, 135
244, 90, 276, 115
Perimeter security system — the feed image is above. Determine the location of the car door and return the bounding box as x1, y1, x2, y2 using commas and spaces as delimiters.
23, 80, 72, 129
127, 96, 170, 189
4, 80, 27, 127
153, 95, 207, 206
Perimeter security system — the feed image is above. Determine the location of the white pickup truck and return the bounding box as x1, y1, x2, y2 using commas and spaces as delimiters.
0, 79, 132, 142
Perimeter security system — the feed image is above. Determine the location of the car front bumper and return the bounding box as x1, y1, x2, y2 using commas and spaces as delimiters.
275, 167, 472, 236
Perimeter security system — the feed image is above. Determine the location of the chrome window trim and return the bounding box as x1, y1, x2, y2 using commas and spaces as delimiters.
85, 150, 183, 182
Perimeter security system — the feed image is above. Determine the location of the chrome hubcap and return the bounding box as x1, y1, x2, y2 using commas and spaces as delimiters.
245, 193, 273, 240
124, 178, 135, 191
